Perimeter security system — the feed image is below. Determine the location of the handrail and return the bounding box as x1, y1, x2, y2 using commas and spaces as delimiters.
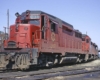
34, 30, 42, 39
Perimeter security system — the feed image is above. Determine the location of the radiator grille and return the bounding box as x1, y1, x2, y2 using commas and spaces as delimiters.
8, 41, 16, 48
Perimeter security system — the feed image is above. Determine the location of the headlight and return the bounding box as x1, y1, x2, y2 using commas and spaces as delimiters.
15, 12, 20, 17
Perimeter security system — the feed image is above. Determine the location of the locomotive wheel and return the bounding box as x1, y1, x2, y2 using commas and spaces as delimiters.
13, 54, 30, 70
46, 61, 54, 67
76, 57, 79, 63
38, 53, 55, 68
76, 57, 82, 63
78, 59, 82, 63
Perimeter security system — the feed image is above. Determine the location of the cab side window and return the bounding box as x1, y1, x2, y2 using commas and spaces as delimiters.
86, 39, 89, 43
51, 22, 56, 32
82, 38, 85, 41
50, 20, 58, 34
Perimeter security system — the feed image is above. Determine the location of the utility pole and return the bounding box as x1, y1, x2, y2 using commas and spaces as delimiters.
3, 27, 6, 39
7, 9, 9, 36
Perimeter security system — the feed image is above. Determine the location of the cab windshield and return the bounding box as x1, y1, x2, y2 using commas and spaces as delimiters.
21, 20, 40, 26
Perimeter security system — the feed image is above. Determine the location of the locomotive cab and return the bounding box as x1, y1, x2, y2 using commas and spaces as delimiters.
0, 11, 43, 69
82, 34, 91, 52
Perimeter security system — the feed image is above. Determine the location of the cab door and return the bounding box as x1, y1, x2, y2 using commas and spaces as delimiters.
49, 19, 58, 49
41, 14, 49, 49
41, 15, 48, 40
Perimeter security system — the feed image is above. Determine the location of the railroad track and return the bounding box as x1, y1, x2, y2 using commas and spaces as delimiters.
0, 66, 100, 80
32, 67, 100, 80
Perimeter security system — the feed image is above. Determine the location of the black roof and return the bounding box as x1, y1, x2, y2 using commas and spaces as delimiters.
74, 29, 82, 34
22, 10, 73, 29
82, 34, 88, 39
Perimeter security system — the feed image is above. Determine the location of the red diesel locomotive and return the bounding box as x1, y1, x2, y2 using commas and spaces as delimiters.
0, 10, 98, 70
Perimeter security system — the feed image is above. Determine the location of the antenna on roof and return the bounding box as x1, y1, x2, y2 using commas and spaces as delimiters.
86, 31, 87, 35
7, 9, 9, 31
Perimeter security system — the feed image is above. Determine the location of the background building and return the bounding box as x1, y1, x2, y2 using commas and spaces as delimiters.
0, 31, 8, 48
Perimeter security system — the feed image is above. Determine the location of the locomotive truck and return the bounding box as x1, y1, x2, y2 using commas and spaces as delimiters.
0, 10, 98, 70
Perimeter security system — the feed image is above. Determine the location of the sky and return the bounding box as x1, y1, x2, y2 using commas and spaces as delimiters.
0, 0, 100, 48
